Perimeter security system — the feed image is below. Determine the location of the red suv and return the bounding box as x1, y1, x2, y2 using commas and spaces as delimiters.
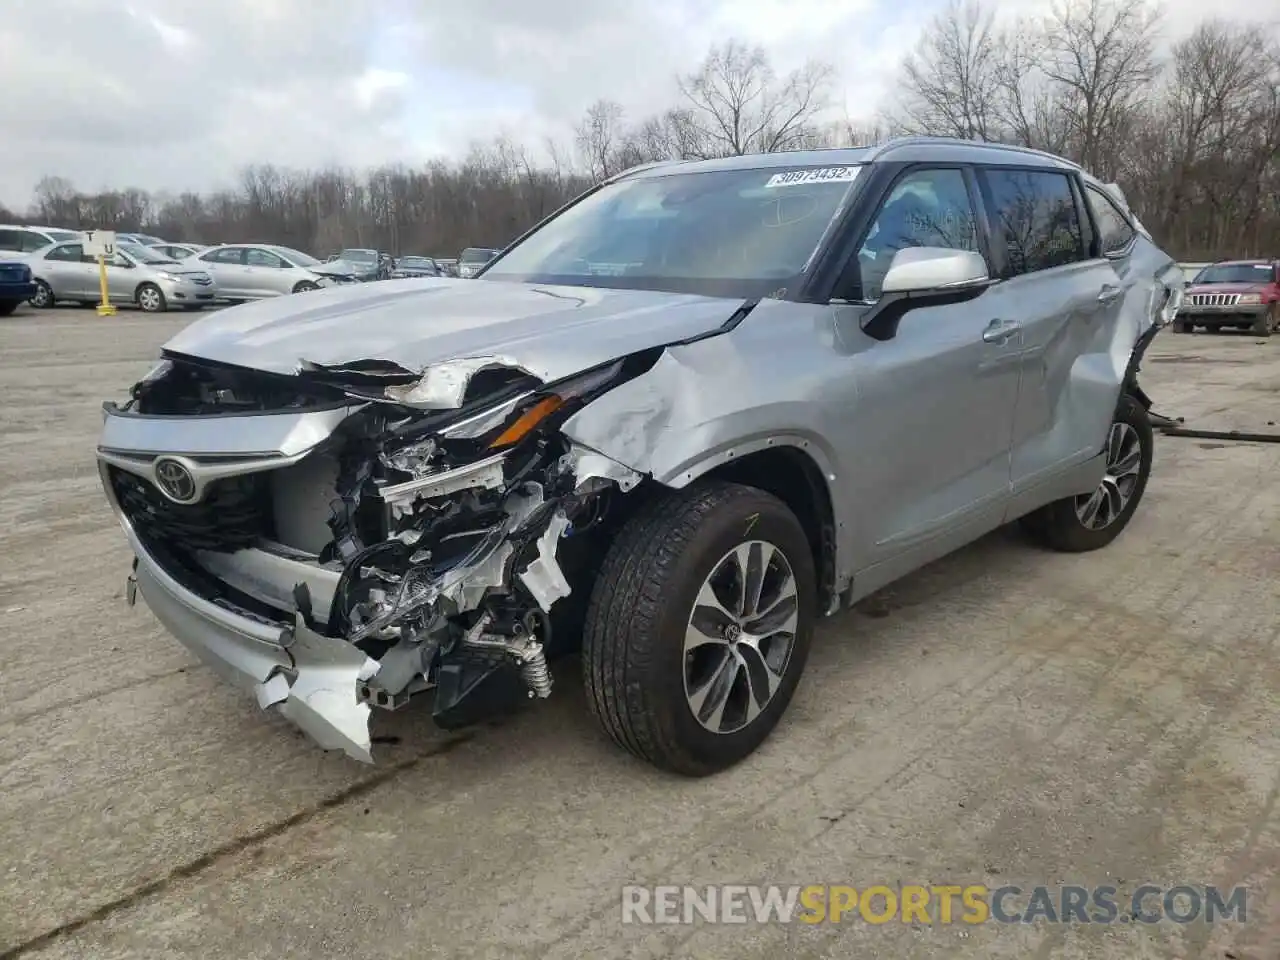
1176, 259, 1280, 337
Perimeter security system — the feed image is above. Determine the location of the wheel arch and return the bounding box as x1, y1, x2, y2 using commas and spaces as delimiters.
688, 443, 840, 616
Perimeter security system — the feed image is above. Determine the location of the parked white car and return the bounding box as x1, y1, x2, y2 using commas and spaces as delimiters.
184, 243, 361, 300
26, 239, 218, 312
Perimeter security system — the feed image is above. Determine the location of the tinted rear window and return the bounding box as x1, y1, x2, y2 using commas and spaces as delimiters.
982, 169, 1085, 277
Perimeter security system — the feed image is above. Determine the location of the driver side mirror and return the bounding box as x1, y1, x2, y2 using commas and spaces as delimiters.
881, 247, 988, 294
861, 246, 992, 342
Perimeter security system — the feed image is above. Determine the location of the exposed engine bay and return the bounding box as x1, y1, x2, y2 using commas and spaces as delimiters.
102, 349, 653, 761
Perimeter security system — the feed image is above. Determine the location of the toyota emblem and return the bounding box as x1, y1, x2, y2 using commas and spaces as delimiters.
153, 457, 198, 503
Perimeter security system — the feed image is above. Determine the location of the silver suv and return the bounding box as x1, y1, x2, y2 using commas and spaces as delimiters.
97, 138, 1182, 774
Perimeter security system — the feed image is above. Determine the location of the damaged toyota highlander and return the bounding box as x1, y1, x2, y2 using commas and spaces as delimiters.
98, 138, 1183, 775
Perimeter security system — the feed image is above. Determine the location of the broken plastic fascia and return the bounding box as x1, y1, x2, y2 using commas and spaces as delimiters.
257, 614, 382, 763
382, 356, 538, 409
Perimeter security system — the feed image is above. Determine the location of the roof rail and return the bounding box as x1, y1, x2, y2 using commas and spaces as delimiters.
605, 159, 689, 183
868, 135, 1082, 169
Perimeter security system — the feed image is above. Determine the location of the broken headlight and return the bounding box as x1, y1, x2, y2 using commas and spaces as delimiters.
442, 360, 626, 449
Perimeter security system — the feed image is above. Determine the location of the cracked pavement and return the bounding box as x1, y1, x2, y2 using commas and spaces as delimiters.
1, 309, 1277, 959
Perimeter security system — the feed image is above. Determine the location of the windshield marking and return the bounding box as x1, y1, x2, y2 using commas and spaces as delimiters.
765, 166, 860, 188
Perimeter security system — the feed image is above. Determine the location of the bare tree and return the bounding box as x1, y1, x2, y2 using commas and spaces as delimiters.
893, 0, 1002, 140
1038, 0, 1162, 177
574, 99, 629, 180
677, 40, 834, 157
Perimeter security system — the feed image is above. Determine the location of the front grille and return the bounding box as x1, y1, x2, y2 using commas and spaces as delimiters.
110, 466, 269, 553
1189, 293, 1240, 306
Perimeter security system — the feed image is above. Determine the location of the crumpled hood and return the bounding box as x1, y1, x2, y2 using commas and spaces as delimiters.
312, 259, 363, 278
162, 277, 744, 382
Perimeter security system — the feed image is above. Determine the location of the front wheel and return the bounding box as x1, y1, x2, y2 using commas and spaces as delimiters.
292, 280, 319, 294
1251, 305, 1277, 337
1022, 393, 1154, 552
1174, 320, 1193, 333
582, 481, 816, 776
136, 283, 166, 313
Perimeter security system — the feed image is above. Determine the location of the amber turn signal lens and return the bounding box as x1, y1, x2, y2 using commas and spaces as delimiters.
488, 395, 565, 448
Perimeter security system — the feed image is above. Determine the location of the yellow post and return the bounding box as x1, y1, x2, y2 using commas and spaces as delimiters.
96, 253, 116, 316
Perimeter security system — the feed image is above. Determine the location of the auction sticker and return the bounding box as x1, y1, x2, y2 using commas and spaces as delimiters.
764, 166, 861, 188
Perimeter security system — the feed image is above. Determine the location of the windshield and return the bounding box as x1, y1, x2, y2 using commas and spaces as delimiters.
1193, 263, 1274, 284
272, 246, 320, 267
480, 164, 862, 297
340, 248, 378, 263
118, 241, 178, 264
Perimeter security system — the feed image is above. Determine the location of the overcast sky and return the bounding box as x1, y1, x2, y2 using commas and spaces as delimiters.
0, 0, 1270, 207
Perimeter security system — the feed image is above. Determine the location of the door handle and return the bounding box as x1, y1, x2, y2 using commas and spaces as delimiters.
982, 318, 1021, 344
1098, 285, 1122, 303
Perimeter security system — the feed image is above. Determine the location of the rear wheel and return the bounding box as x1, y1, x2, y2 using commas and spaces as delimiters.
1022, 393, 1153, 553
582, 481, 816, 776
1174, 320, 1193, 333
29, 281, 53, 309
293, 280, 319, 294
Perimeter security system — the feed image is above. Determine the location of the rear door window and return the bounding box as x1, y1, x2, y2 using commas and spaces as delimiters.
980, 169, 1086, 277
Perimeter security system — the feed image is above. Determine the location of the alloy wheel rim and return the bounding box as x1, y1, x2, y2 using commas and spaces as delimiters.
31, 284, 49, 307
140, 288, 160, 311
683, 540, 799, 735
1075, 421, 1143, 530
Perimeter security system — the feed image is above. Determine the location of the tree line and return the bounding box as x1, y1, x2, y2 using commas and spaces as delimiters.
3, 0, 1277, 261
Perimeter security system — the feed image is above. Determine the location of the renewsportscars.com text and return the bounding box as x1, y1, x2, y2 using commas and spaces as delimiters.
621, 884, 1248, 925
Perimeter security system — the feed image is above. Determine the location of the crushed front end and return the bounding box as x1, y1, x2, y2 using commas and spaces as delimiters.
98, 351, 646, 762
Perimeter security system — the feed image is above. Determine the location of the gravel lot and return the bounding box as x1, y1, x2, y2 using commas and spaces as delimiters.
2, 304, 1278, 959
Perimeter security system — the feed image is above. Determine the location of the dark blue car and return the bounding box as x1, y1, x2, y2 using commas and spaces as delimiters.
0, 259, 36, 316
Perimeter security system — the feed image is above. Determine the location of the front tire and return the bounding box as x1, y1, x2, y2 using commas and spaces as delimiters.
1174, 320, 1193, 333
136, 283, 166, 313
582, 481, 816, 776
1022, 393, 1154, 553
1252, 305, 1276, 337
293, 280, 319, 294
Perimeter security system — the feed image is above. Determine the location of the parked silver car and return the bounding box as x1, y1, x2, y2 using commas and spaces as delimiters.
27, 239, 217, 311
150, 242, 208, 260
457, 246, 500, 278
0, 224, 82, 253
96, 138, 1182, 774
389, 255, 441, 278
184, 243, 360, 300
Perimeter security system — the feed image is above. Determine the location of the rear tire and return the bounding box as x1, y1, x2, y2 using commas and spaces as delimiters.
582, 481, 816, 776
1174, 320, 1193, 333
1022, 393, 1153, 553
29, 280, 53, 309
